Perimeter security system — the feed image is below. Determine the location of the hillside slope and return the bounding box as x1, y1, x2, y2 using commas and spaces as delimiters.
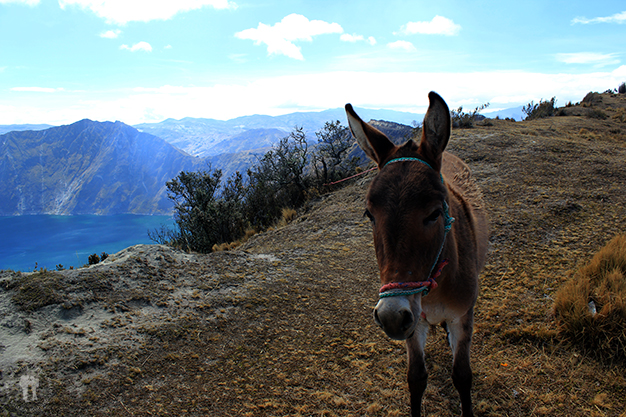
1, 93, 626, 416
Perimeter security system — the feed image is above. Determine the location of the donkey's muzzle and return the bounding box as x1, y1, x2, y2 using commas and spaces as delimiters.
373, 296, 416, 340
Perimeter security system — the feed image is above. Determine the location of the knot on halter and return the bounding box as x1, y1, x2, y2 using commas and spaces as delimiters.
379, 260, 448, 298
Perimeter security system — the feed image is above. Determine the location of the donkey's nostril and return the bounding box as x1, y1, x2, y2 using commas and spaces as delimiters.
373, 308, 382, 327
401, 309, 414, 332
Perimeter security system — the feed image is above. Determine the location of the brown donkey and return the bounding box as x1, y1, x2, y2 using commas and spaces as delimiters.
345, 92, 488, 417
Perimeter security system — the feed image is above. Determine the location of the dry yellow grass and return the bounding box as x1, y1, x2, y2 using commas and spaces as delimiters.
555, 234, 626, 360
212, 227, 258, 252
279, 207, 298, 226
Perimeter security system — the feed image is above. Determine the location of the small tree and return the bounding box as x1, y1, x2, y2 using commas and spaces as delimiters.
245, 127, 310, 229
215, 171, 247, 243
618, 82, 626, 94
523, 97, 557, 120
167, 168, 221, 252
450, 103, 490, 128
312, 120, 358, 187
152, 168, 248, 253
147, 224, 179, 245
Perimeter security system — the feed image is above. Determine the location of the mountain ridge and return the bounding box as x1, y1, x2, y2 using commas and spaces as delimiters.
134, 107, 426, 157
0, 105, 521, 216
0, 116, 418, 216
0, 119, 204, 216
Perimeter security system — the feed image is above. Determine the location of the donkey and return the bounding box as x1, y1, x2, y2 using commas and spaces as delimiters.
345, 92, 488, 417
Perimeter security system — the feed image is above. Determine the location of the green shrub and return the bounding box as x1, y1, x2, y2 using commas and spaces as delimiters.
164, 168, 247, 253
152, 121, 359, 253
523, 97, 556, 120
619, 82, 626, 94
554, 235, 626, 361
245, 127, 310, 229
88, 253, 100, 265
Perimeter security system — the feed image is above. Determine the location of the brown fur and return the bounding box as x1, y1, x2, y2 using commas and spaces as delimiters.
345, 92, 489, 417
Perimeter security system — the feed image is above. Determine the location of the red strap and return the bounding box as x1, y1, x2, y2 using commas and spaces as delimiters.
378, 259, 448, 294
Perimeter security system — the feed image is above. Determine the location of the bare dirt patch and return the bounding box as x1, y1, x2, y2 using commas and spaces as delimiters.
1, 93, 626, 416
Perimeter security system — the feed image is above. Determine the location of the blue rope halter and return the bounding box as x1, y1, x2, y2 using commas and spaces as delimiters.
378, 157, 455, 298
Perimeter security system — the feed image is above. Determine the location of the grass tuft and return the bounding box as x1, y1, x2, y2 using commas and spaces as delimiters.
554, 234, 626, 361
280, 207, 297, 226
212, 228, 257, 252
10, 270, 64, 311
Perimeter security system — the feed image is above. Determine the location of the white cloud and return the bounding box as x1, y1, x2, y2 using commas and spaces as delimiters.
556, 52, 620, 67
228, 53, 247, 63
11, 87, 64, 93
0, 0, 40, 5
235, 13, 343, 60
400, 15, 461, 36
613, 65, 626, 77
340, 33, 363, 43
100, 29, 121, 39
3, 67, 626, 125
120, 41, 152, 52
340, 33, 376, 45
572, 11, 626, 24
58, 0, 236, 25
387, 40, 416, 52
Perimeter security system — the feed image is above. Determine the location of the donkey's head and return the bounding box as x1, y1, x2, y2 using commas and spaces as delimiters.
346, 92, 452, 340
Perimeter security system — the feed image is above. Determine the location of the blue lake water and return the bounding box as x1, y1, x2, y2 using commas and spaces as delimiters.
0, 215, 176, 272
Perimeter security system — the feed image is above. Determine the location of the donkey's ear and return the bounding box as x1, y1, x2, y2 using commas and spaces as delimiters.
419, 92, 451, 171
345, 103, 395, 166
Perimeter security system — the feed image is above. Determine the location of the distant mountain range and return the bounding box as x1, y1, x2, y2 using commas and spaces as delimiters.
483, 106, 524, 121
0, 124, 52, 135
1, 105, 522, 158
0, 120, 204, 215
0, 105, 521, 216
133, 107, 427, 157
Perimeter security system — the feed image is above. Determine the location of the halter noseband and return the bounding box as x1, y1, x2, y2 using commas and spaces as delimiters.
378, 157, 455, 299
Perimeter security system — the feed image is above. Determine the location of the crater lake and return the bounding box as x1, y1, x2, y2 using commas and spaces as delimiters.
0, 215, 175, 272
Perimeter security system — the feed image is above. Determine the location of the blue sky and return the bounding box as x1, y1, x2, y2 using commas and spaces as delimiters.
1, 0, 625, 125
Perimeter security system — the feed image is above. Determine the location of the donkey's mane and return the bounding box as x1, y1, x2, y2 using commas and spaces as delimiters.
443, 152, 485, 211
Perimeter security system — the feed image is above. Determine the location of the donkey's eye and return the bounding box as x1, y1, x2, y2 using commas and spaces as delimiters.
364, 209, 375, 223
424, 209, 442, 225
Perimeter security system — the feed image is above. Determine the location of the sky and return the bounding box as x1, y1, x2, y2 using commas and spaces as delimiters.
1, 0, 625, 125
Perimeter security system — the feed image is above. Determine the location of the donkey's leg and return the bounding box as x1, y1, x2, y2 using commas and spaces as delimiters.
446, 307, 475, 417
406, 319, 430, 417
